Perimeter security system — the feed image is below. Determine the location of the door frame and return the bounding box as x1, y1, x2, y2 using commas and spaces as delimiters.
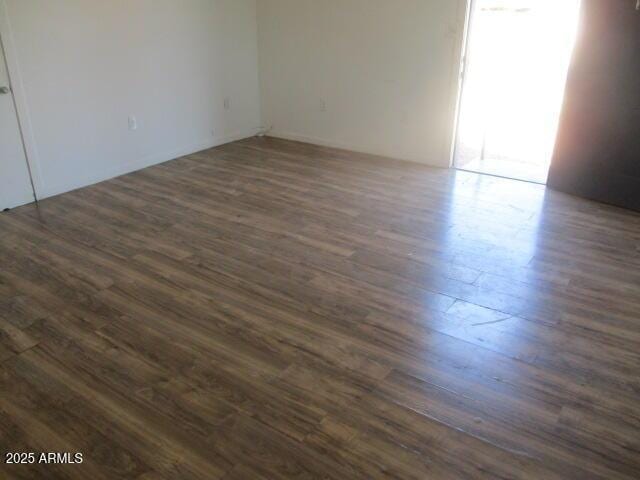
449, 0, 581, 185
0, 0, 41, 203
449, 0, 476, 169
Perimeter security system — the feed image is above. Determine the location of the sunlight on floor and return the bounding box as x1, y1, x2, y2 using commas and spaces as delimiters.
454, 0, 582, 184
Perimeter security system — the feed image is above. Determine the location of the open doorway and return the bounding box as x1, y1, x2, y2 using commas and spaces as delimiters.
453, 0, 581, 184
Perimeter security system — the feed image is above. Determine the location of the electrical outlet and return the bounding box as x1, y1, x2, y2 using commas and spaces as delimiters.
128, 115, 138, 131
224, 97, 231, 110
319, 99, 327, 112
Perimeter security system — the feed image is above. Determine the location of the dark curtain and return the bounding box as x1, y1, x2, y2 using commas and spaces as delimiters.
548, 0, 640, 212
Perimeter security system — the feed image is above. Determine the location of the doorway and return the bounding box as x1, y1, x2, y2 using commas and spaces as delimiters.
453, 0, 581, 184
0, 32, 35, 210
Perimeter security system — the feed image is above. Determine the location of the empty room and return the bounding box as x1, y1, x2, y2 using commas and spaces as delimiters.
1, 1, 639, 479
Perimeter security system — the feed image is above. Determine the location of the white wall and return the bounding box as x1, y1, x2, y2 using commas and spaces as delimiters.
257, 0, 468, 167
1, 0, 261, 199
1, 0, 469, 201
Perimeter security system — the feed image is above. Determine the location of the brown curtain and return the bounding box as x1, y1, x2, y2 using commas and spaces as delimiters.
548, 0, 640, 211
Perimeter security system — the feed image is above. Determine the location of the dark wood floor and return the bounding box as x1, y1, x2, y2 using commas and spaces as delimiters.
1, 137, 640, 479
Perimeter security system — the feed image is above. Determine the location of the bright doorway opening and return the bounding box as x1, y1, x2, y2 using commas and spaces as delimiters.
453, 0, 582, 184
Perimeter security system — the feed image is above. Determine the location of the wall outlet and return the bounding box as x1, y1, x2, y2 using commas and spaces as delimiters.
128, 115, 138, 131
319, 99, 327, 112
224, 97, 231, 110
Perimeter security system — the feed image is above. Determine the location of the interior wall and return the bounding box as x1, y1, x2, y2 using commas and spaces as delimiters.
1, 0, 261, 199
257, 0, 468, 167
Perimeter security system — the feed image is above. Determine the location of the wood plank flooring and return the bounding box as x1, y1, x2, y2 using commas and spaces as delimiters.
1, 137, 640, 479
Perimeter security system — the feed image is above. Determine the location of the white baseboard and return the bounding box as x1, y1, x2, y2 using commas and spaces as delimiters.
36, 128, 260, 200
267, 130, 384, 158
267, 130, 446, 168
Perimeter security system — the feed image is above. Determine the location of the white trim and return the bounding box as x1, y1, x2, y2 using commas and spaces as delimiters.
267, 130, 379, 156
36, 128, 260, 200
448, 0, 475, 169
266, 130, 445, 167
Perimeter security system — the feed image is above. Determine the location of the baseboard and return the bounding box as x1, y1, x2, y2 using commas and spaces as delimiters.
266, 130, 444, 167
267, 130, 387, 159
36, 128, 260, 201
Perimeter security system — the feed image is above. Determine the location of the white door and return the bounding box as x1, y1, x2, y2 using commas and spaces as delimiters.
0, 37, 34, 210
